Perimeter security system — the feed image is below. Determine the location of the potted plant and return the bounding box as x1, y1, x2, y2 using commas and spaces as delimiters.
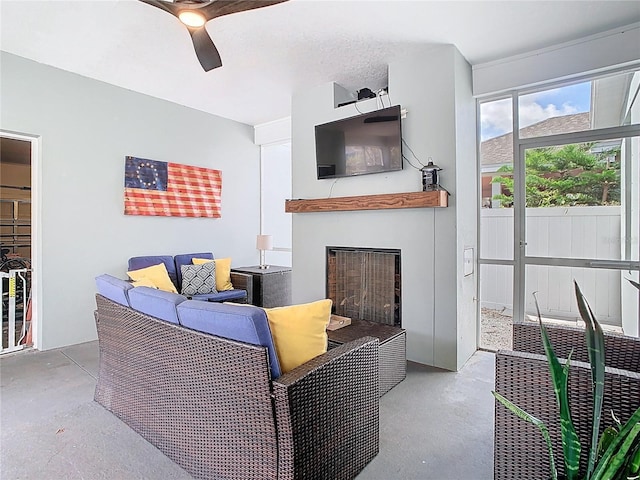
493, 281, 640, 480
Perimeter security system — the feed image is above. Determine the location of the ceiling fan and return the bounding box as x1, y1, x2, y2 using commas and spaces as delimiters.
140, 0, 288, 72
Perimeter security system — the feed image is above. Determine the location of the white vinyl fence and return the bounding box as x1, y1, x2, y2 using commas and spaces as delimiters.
481, 206, 622, 325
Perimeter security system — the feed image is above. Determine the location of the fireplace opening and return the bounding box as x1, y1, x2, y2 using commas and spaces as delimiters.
326, 246, 401, 327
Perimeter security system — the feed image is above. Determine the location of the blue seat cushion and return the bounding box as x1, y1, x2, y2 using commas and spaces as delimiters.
95, 274, 133, 307
128, 287, 186, 325
192, 289, 247, 303
128, 255, 178, 290
174, 252, 213, 291
177, 301, 281, 379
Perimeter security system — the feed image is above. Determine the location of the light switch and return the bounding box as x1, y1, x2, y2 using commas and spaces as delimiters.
464, 248, 474, 277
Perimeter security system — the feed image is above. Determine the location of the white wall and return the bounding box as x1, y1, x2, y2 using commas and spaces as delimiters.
1, 52, 261, 350
473, 22, 640, 96
291, 45, 477, 370
453, 48, 478, 368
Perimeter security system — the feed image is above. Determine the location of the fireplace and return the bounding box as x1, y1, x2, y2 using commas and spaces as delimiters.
326, 247, 401, 327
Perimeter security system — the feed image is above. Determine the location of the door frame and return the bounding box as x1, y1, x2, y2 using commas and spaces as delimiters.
477, 87, 640, 343
1, 129, 41, 350
513, 124, 640, 326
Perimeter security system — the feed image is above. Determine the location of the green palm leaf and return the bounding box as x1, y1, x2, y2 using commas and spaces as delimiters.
592, 407, 640, 479
574, 281, 606, 478
493, 391, 558, 480
495, 284, 638, 480
536, 294, 582, 479
628, 439, 640, 476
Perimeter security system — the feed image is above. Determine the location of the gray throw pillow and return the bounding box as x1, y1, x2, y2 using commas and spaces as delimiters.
181, 262, 217, 296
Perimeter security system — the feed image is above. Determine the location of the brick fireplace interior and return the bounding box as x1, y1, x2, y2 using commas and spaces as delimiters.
326, 246, 401, 327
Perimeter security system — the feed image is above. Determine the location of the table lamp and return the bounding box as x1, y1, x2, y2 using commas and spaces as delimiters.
256, 234, 273, 269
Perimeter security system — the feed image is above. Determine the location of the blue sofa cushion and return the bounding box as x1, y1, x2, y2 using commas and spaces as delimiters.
95, 274, 133, 307
129, 287, 186, 325
192, 289, 247, 303
175, 252, 213, 291
128, 255, 178, 290
177, 301, 281, 379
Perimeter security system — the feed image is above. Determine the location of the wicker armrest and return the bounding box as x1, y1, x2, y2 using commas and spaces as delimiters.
230, 272, 253, 304
513, 322, 640, 372
494, 349, 640, 480
94, 294, 280, 479
273, 336, 379, 480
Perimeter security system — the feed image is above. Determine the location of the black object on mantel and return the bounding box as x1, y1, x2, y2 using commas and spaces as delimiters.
421, 160, 442, 192
337, 87, 379, 107
357, 88, 376, 100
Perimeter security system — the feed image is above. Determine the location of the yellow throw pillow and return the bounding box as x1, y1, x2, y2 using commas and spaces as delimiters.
131, 278, 158, 288
127, 263, 177, 294
263, 299, 332, 374
193, 257, 233, 291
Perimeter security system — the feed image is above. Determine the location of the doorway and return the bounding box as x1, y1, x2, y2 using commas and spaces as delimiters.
1, 132, 38, 353
517, 134, 639, 332
478, 68, 640, 350
260, 141, 292, 267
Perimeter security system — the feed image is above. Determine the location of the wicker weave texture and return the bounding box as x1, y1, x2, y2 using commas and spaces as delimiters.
379, 334, 406, 395
230, 267, 292, 307
513, 322, 640, 372
94, 294, 380, 480
273, 337, 379, 480
229, 272, 253, 303
327, 320, 406, 396
494, 350, 640, 480
258, 270, 292, 308
95, 295, 277, 480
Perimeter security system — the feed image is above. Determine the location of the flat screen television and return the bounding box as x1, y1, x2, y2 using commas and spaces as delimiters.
315, 105, 402, 180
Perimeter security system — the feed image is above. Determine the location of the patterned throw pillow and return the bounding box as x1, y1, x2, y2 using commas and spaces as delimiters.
181, 262, 217, 296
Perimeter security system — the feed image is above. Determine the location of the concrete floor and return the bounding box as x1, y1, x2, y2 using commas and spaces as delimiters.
1, 342, 495, 480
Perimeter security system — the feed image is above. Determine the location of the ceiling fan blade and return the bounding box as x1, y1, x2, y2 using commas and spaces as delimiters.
138, 0, 287, 72
139, 0, 182, 17
200, 0, 288, 21
189, 27, 222, 71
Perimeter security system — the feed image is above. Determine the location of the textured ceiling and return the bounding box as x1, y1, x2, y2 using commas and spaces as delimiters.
1, 1, 639, 126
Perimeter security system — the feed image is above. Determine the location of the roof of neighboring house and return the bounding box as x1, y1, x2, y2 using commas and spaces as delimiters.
481, 112, 591, 166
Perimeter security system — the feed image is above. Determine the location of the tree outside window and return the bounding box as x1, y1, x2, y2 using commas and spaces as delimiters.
492, 142, 621, 208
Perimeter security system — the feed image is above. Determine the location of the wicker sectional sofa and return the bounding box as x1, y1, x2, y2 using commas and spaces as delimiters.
127, 252, 253, 303
494, 322, 640, 480
93, 276, 380, 480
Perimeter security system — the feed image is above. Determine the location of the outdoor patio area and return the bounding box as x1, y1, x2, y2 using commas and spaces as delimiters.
479, 307, 626, 353
1, 341, 496, 480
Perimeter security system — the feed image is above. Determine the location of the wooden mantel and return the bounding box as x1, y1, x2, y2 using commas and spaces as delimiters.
285, 190, 448, 213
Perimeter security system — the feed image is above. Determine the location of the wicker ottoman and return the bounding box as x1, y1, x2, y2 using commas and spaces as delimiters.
328, 319, 406, 396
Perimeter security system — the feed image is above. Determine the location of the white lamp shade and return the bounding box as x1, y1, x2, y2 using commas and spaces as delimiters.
256, 234, 273, 251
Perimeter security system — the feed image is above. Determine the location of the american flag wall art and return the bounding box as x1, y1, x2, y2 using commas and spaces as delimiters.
124, 156, 222, 218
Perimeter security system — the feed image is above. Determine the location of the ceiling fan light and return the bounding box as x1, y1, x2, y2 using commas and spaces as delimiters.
178, 10, 206, 28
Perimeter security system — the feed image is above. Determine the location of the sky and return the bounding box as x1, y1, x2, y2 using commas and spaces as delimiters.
480, 82, 591, 141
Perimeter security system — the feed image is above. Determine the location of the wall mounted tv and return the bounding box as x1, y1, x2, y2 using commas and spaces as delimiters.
315, 105, 402, 180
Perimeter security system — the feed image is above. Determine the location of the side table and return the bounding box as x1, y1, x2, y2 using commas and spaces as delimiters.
230, 265, 292, 308
327, 319, 406, 396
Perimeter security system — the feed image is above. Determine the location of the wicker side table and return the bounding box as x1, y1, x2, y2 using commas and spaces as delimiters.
231, 266, 292, 308
328, 319, 406, 396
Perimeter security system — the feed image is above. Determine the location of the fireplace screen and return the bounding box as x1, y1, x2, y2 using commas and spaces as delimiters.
327, 247, 401, 327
